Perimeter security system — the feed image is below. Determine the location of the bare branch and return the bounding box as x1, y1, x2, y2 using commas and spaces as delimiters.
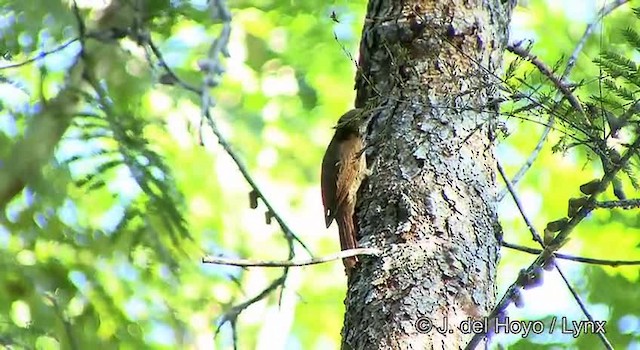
555, 265, 614, 349
502, 241, 640, 267
549, 136, 640, 248
146, 37, 200, 94
203, 248, 382, 267
0, 38, 80, 70
198, 16, 312, 256
498, 158, 613, 349
231, 319, 239, 350
486, 152, 632, 349
496, 125, 551, 201
496, 160, 544, 246
595, 198, 640, 209
191, 0, 314, 338
216, 274, 286, 335
134, 0, 313, 258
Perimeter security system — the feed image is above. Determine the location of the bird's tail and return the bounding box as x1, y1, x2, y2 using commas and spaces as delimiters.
337, 209, 358, 276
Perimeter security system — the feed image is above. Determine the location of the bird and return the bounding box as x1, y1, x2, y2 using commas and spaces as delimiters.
321, 109, 368, 277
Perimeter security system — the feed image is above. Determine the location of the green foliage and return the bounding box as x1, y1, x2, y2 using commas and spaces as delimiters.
0, 0, 365, 348
496, 1, 640, 348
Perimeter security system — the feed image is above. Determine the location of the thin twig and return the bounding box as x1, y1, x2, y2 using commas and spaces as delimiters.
134, 0, 313, 257
146, 37, 200, 93
436, 35, 588, 138
497, 44, 585, 202
231, 319, 239, 350
216, 274, 286, 334
502, 241, 640, 267
131, 0, 314, 259
333, 32, 385, 101
564, 0, 629, 77
168, 0, 313, 258
555, 265, 614, 349
200, 32, 312, 257
497, 125, 551, 201
0, 38, 79, 70
496, 160, 544, 246
500, 157, 600, 340
550, 135, 640, 248
203, 248, 382, 267
201, 79, 311, 257
194, 0, 314, 337
71, 0, 85, 40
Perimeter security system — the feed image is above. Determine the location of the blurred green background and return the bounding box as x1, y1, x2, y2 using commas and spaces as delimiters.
0, 0, 638, 349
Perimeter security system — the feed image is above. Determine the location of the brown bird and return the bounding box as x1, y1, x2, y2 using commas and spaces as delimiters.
321, 109, 368, 276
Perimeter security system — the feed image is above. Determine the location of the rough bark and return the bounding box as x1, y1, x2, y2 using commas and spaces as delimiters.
343, 0, 514, 349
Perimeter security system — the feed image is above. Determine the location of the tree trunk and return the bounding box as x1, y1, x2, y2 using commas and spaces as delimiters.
343, 0, 513, 349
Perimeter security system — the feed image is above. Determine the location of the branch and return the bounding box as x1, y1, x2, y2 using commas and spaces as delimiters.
507, 44, 585, 116
191, 0, 313, 337
502, 241, 640, 267
216, 273, 286, 335
497, 43, 591, 202
203, 248, 382, 267
0, 38, 80, 70
595, 199, 640, 209
138, 0, 312, 258
496, 160, 544, 245
496, 123, 551, 201
554, 266, 614, 349
498, 1, 628, 200
145, 36, 200, 94
497, 159, 611, 348
198, 1, 312, 257
549, 135, 640, 248
563, 0, 629, 77
467, 134, 640, 349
